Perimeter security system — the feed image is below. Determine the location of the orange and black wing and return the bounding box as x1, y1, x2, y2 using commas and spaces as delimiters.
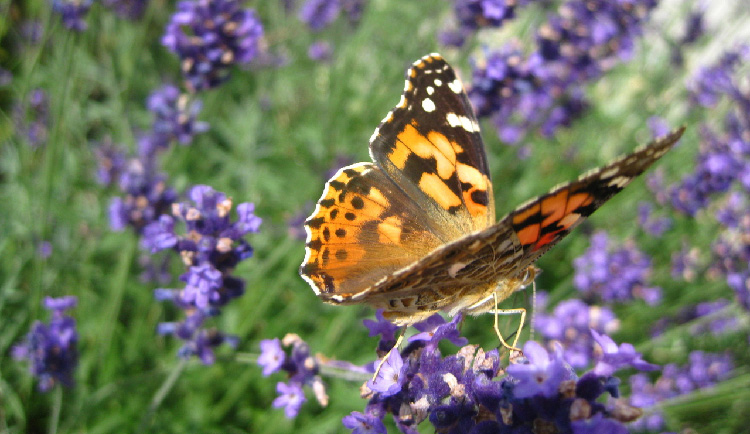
505, 127, 686, 269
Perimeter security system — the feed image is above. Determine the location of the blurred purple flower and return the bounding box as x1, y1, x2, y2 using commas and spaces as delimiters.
260, 334, 329, 414
37, 241, 52, 259
147, 85, 209, 145
162, 0, 264, 92
573, 231, 661, 305
258, 338, 285, 376
13, 296, 79, 391
629, 351, 733, 432
108, 157, 178, 233
308, 40, 333, 62
273, 381, 307, 418
445, 0, 533, 47
469, 0, 659, 143
51, 0, 92, 31
671, 244, 700, 281
534, 297, 619, 368
299, 0, 340, 31
637, 201, 672, 236
727, 272, 750, 311
13, 88, 49, 148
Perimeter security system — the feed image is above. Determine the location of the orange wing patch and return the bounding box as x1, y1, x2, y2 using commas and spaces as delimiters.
301, 162, 446, 298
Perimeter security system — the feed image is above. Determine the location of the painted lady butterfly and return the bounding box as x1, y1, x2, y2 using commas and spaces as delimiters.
300, 53, 684, 328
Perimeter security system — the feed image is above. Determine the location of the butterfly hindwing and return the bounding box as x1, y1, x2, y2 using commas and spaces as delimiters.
506, 126, 686, 271
369, 54, 495, 238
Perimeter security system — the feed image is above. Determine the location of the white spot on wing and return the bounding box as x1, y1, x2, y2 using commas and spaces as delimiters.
446, 112, 460, 127
608, 176, 631, 188
434, 78, 442, 86
448, 78, 462, 94
427, 86, 434, 95
422, 98, 436, 112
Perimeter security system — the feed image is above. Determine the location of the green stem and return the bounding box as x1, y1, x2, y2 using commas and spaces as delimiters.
138, 359, 187, 431
48, 386, 62, 434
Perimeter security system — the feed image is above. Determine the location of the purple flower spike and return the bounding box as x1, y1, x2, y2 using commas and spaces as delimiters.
162, 0, 265, 91
180, 263, 223, 308
12, 296, 79, 391
147, 85, 209, 145
258, 338, 285, 376
367, 349, 406, 397
592, 330, 658, 376
299, 0, 341, 31
273, 381, 307, 419
342, 411, 387, 434
52, 0, 92, 31
506, 341, 572, 398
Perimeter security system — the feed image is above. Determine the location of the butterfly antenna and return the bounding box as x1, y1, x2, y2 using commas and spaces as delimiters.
372, 326, 406, 382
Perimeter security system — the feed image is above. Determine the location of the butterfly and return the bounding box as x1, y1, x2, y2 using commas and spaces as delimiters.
300, 53, 685, 329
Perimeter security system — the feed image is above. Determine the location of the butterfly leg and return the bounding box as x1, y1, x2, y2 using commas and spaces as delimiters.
490, 291, 526, 353
371, 326, 406, 383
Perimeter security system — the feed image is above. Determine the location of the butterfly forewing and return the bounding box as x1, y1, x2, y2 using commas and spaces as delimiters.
369, 54, 495, 237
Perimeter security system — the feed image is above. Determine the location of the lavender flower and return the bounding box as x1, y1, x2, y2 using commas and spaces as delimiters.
671, 244, 700, 281
162, 0, 264, 92
258, 333, 330, 417
37, 241, 53, 259
591, 330, 658, 376
147, 85, 209, 145
13, 296, 79, 391
298, 0, 341, 31
95, 140, 128, 186
637, 201, 671, 237
147, 185, 261, 362
258, 338, 285, 376
573, 231, 662, 305
506, 341, 573, 398
13, 88, 49, 148
469, 0, 659, 143
651, 299, 739, 337
534, 297, 619, 368
629, 351, 733, 432
108, 156, 178, 233
51, 0, 92, 31
274, 382, 307, 418
727, 272, 750, 312
342, 411, 387, 434
367, 349, 406, 396
308, 40, 333, 62
444, 0, 533, 47
351, 319, 652, 433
